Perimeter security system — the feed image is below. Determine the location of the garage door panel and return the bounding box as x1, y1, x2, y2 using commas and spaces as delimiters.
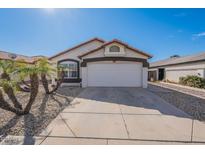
87, 63, 142, 87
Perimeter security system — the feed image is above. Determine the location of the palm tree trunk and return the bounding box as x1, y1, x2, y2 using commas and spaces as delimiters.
41, 73, 50, 94
49, 71, 65, 94
0, 89, 24, 115
1, 72, 22, 110
24, 73, 39, 114
21, 80, 31, 87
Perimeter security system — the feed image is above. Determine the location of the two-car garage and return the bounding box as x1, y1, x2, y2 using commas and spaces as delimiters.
81, 57, 148, 88
86, 62, 142, 87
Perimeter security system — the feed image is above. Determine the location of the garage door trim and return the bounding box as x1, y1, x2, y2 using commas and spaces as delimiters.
81, 57, 149, 67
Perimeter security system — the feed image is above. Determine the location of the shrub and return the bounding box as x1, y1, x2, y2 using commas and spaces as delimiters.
179, 75, 205, 89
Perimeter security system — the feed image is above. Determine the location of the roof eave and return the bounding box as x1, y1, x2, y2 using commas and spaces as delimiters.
49, 37, 105, 60
79, 39, 153, 59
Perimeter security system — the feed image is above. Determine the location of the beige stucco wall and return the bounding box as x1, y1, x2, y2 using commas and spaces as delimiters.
81, 48, 105, 59
50, 40, 104, 78
82, 46, 149, 60
164, 61, 205, 82
125, 48, 148, 59
165, 69, 204, 82
50, 40, 104, 63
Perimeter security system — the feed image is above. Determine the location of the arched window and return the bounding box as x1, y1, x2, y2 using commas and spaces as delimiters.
58, 60, 78, 78
109, 45, 120, 52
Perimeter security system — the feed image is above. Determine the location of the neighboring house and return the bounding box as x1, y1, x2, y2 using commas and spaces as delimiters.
0, 51, 46, 78
49, 38, 152, 88
148, 52, 205, 82
0, 50, 45, 63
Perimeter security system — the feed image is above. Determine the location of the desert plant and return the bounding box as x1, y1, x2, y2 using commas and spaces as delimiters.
179, 75, 205, 89
48, 66, 65, 94
36, 58, 55, 94
0, 89, 24, 115
0, 60, 23, 109
24, 71, 39, 114
0, 60, 40, 115
36, 58, 65, 94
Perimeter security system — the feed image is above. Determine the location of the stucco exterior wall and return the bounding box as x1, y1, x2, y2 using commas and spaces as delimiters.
160, 61, 205, 82
125, 48, 148, 59
50, 40, 104, 63
142, 67, 148, 88
81, 48, 104, 59
50, 40, 104, 78
165, 61, 205, 71
165, 69, 204, 82
82, 46, 149, 60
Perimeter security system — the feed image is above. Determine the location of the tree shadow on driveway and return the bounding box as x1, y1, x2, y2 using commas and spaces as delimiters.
75, 87, 193, 119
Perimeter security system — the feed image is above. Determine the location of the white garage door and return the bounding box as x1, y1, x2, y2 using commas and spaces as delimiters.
87, 63, 142, 87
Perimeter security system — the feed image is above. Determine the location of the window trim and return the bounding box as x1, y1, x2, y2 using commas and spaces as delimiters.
57, 59, 80, 79
109, 45, 120, 52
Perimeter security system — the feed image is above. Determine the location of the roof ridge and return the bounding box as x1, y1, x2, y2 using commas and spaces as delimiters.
49, 37, 106, 59
150, 51, 205, 68
152, 51, 205, 64
0, 50, 32, 58
78, 39, 152, 59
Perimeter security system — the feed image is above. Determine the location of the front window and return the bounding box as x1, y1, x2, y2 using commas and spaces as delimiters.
59, 61, 78, 78
109, 45, 120, 52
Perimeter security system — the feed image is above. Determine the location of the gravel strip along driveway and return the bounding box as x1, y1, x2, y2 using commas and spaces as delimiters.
148, 82, 205, 121
149, 82, 205, 99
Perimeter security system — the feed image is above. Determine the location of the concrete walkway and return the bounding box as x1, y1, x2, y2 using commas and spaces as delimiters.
2, 87, 205, 145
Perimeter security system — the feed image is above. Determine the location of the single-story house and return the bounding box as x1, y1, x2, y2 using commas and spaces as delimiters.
148, 52, 205, 82
49, 38, 152, 88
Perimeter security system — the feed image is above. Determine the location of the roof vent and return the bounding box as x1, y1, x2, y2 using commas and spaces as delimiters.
170, 55, 180, 58
8, 53, 17, 59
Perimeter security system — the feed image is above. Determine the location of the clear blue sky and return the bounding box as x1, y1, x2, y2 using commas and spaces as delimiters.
0, 8, 205, 62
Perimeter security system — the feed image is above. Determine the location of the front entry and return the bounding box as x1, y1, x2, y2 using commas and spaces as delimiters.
158, 68, 165, 80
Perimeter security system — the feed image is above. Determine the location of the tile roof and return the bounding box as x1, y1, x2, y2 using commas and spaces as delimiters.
49, 37, 105, 60
0, 50, 46, 63
78, 39, 153, 59
150, 51, 205, 68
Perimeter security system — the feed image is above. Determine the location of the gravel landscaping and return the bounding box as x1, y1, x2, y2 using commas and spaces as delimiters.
148, 83, 205, 121
0, 86, 83, 142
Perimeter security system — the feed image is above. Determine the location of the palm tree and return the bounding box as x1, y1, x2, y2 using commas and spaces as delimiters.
36, 58, 65, 94
0, 58, 64, 115
0, 60, 40, 115
0, 89, 24, 115
15, 63, 40, 114
24, 70, 39, 114
48, 66, 65, 94
36, 58, 55, 94
0, 60, 22, 109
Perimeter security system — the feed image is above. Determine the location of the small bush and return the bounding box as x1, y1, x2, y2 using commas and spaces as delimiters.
179, 75, 205, 89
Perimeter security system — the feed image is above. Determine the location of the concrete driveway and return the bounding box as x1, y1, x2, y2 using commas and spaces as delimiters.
39, 87, 205, 144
